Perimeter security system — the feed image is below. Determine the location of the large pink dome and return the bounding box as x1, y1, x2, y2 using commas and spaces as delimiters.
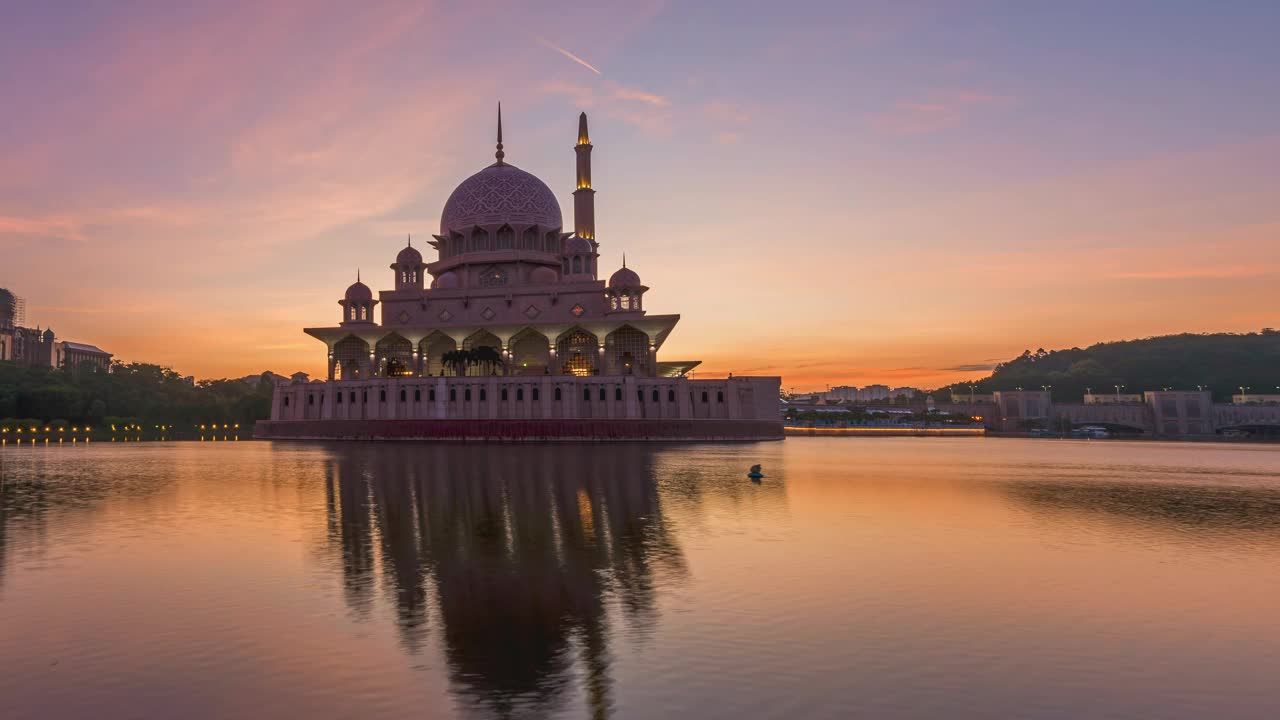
440, 162, 562, 235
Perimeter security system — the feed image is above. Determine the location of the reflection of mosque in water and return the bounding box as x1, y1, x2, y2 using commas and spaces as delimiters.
323, 444, 687, 718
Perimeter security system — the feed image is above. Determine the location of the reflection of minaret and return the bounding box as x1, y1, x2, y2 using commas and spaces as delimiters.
573, 112, 595, 241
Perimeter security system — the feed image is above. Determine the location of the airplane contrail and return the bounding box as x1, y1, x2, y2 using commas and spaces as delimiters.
536, 37, 602, 75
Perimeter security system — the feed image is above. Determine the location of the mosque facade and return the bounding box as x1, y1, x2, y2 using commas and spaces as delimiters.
258, 111, 781, 441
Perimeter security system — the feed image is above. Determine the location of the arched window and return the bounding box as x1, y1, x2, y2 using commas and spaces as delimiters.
599, 387, 606, 401
583, 388, 591, 401
522, 227, 538, 249
620, 295, 631, 310
652, 389, 659, 402
451, 232, 464, 256
562, 258, 571, 274
471, 227, 489, 252
546, 232, 558, 252
554, 387, 562, 401
532, 388, 539, 401
615, 387, 622, 401
573, 256, 582, 274
497, 225, 514, 249
668, 389, 675, 402
517, 388, 524, 401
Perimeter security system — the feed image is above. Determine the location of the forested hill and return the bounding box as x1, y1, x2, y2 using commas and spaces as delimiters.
938, 330, 1280, 402
0, 362, 272, 427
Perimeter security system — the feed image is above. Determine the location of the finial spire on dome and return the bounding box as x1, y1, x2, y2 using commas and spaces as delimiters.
407, 233, 411, 246
622, 252, 626, 268
495, 102, 505, 165
357, 268, 361, 282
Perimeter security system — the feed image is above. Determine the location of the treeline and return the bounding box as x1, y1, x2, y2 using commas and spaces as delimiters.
938, 330, 1280, 402
0, 362, 273, 427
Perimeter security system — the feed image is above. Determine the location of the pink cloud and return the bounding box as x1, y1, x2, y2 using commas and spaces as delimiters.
871, 90, 1009, 135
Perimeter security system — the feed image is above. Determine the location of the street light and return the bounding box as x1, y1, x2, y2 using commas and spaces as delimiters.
1115, 384, 1125, 401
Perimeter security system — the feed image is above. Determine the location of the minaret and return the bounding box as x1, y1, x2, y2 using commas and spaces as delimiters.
573, 112, 595, 241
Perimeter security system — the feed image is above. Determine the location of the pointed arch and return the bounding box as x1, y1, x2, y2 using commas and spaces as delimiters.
509, 328, 550, 375
522, 226, 539, 250
496, 224, 514, 250
375, 333, 414, 377
556, 327, 599, 376
463, 329, 504, 376
420, 333, 456, 377
333, 335, 371, 380
471, 227, 489, 252
605, 326, 649, 376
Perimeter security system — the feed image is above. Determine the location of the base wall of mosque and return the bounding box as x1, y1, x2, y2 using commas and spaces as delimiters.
254, 417, 783, 442
259, 375, 782, 441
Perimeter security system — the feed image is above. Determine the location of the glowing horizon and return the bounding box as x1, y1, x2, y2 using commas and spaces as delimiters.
3, 2, 1278, 391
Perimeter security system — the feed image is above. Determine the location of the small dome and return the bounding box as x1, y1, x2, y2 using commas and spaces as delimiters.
440, 163, 562, 235
433, 271, 459, 289
530, 266, 558, 285
396, 244, 422, 264
609, 266, 641, 288
564, 235, 592, 255
345, 280, 372, 301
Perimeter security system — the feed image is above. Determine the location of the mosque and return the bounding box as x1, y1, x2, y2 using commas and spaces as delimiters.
258, 110, 781, 441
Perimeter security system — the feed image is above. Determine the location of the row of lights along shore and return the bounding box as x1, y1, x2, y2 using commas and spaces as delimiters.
1, 423, 242, 446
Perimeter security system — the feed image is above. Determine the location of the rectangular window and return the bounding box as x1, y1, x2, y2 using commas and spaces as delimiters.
501, 388, 508, 401
701, 391, 708, 403
308, 395, 314, 405
599, 387, 606, 401
554, 388, 562, 401
717, 391, 724, 403
414, 389, 421, 402
584, 388, 591, 401
652, 389, 659, 402
362, 391, 367, 403
517, 388, 524, 401
533, 388, 540, 401
429, 388, 436, 401
337, 392, 343, 404
479, 388, 486, 401
615, 387, 622, 401
379, 390, 386, 402
450, 389, 456, 402
284, 396, 289, 407
638, 390, 644, 402
668, 389, 675, 402
465, 388, 472, 401
399, 389, 406, 402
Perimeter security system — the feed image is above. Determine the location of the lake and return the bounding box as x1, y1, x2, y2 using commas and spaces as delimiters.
1, 438, 1279, 719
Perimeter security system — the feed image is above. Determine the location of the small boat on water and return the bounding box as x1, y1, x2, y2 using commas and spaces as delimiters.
747, 464, 764, 480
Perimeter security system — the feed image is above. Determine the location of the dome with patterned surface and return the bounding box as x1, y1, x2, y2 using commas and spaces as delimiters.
440, 162, 562, 235
608, 266, 641, 288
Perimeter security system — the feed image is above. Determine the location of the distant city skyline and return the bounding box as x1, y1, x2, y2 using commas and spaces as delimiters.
3, 1, 1278, 387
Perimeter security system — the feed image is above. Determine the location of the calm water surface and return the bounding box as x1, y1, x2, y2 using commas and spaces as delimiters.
1, 438, 1279, 719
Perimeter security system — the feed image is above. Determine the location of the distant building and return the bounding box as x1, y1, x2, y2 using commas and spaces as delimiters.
1233, 393, 1280, 405
55, 341, 112, 372
2, 287, 111, 372
1084, 393, 1144, 404
859, 385, 891, 402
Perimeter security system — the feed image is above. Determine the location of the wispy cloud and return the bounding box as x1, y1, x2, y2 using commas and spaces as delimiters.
871, 90, 1009, 135
536, 37, 602, 75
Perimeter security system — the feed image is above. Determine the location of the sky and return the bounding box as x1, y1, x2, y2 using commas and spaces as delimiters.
2, 0, 1278, 391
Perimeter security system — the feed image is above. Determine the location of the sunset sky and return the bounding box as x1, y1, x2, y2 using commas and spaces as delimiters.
3, 1, 1278, 390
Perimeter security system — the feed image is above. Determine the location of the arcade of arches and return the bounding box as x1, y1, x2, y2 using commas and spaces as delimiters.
328, 326, 656, 380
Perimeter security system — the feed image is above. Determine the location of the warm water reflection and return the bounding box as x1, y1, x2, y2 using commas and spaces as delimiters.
0, 439, 1278, 719
323, 445, 688, 717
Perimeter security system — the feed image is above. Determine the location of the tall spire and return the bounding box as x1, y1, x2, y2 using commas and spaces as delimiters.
407, 233, 411, 247
495, 102, 505, 165
573, 111, 596, 240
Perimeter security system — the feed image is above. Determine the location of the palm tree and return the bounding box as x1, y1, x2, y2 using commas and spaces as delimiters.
472, 345, 504, 375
